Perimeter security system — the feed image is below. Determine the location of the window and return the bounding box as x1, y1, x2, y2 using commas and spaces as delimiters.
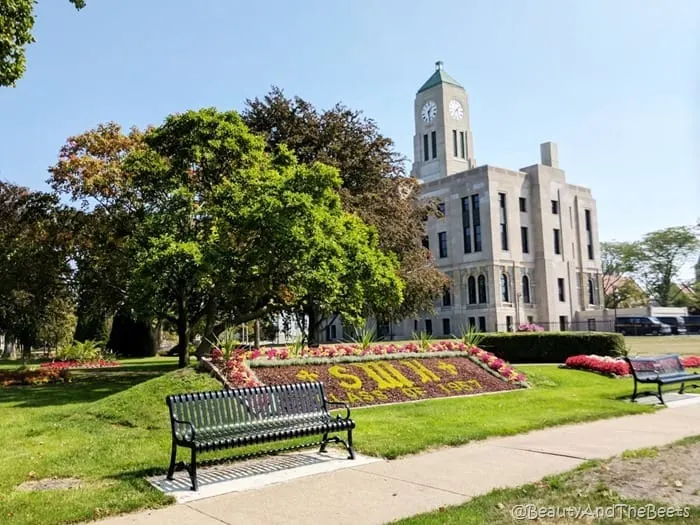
438, 232, 448, 258
442, 318, 451, 336
423, 134, 429, 161
468, 276, 477, 304
421, 235, 429, 250
527, 315, 534, 324
461, 197, 472, 253
431, 131, 437, 159
437, 201, 446, 216
499, 193, 508, 251
414, 319, 418, 332
377, 322, 390, 338
522, 275, 531, 304
459, 131, 465, 158
477, 275, 487, 304
478, 316, 486, 332
585, 209, 594, 260
521, 226, 529, 254
553, 229, 561, 255
519, 197, 527, 212
442, 286, 451, 307
326, 324, 336, 341
452, 130, 458, 157
506, 316, 513, 332
471, 194, 482, 252
468, 317, 476, 328
588, 278, 595, 305
559, 315, 567, 331
588, 318, 597, 331
557, 278, 565, 302
551, 200, 559, 214
501, 273, 510, 302
425, 319, 433, 335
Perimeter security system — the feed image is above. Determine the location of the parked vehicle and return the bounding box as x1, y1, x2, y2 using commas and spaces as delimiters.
656, 316, 688, 335
684, 316, 700, 334
615, 316, 672, 336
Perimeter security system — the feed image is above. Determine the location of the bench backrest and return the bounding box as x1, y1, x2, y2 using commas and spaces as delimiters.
625, 354, 685, 380
166, 382, 329, 439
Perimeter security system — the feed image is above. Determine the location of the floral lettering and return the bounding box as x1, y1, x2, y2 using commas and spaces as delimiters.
329, 365, 363, 390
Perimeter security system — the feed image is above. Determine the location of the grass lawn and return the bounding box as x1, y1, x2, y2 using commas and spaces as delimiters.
625, 335, 700, 356
0, 360, 653, 525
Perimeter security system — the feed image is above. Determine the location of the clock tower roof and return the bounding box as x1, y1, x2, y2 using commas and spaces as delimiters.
417, 61, 463, 94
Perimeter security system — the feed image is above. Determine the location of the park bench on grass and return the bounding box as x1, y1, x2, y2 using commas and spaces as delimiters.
165, 381, 355, 490
624, 354, 700, 405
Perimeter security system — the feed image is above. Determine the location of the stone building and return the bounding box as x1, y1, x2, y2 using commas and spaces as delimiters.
323, 61, 604, 341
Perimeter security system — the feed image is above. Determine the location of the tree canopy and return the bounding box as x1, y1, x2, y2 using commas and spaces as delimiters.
0, 0, 85, 87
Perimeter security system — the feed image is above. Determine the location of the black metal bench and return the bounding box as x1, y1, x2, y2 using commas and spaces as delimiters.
165, 381, 355, 490
625, 354, 700, 405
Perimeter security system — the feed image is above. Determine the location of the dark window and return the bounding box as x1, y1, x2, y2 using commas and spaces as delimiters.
553, 229, 561, 254
421, 235, 429, 250
326, 324, 337, 341
521, 226, 529, 254
437, 201, 446, 216
558, 278, 565, 302
478, 316, 486, 332
461, 197, 472, 253
506, 316, 513, 332
499, 192, 508, 251
588, 318, 597, 331
442, 286, 451, 306
468, 317, 476, 328
442, 318, 451, 336
471, 194, 481, 252
527, 315, 534, 324
585, 209, 594, 260
501, 274, 510, 302
452, 130, 458, 157
423, 134, 429, 161
551, 200, 559, 214
438, 232, 448, 258
519, 197, 527, 212
588, 279, 595, 305
459, 131, 465, 158
377, 322, 390, 338
425, 319, 433, 335
522, 275, 531, 304
414, 319, 418, 332
477, 275, 487, 304
559, 315, 567, 331
431, 131, 437, 159
468, 276, 477, 304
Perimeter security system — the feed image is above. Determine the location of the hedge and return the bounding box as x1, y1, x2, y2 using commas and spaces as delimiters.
477, 332, 626, 364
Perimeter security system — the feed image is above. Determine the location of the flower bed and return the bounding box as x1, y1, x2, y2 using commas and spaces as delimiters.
564, 354, 700, 377
208, 343, 527, 408
1, 367, 71, 387
39, 359, 120, 370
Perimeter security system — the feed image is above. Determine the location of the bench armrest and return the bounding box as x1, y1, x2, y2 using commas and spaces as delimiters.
325, 399, 351, 420
172, 417, 196, 441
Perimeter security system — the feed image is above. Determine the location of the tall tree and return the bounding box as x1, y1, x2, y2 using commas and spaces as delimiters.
1, 0, 85, 87
601, 241, 644, 308
635, 226, 700, 306
242, 87, 446, 338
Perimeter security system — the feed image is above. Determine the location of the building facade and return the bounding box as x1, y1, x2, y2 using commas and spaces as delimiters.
322, 61, 604, 341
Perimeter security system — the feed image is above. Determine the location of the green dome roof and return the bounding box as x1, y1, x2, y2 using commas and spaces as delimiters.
417, 61, 463, 94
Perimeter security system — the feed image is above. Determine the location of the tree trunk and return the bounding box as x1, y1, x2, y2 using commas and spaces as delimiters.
21, 339, 31, 366
254, 319, 261, 349
177, 296, 189, 368
304, 303, 321, 347
195, 298, 218, 358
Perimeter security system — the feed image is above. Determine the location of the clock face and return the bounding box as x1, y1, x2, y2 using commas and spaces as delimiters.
421, 100, 438, 123
449, 99, 464, 120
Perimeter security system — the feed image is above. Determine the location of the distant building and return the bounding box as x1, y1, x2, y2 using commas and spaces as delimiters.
322, 61, 605, 341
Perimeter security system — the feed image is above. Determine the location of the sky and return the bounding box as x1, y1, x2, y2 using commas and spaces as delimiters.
1, 0, 699, 275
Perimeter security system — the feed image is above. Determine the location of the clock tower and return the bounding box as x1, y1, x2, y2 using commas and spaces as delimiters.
411, 61, 475, 182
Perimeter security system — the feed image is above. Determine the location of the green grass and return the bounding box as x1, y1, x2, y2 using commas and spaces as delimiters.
625, 335, 700, 356
0, 362, 653, 525
393, 440, 700, 525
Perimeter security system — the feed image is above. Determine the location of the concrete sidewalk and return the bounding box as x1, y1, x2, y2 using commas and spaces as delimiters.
94, 405, 700, 525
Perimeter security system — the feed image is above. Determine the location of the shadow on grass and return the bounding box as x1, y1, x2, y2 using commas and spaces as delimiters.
0, 363, 178, 408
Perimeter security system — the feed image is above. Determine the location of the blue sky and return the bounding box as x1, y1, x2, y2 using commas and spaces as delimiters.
1, 1, 698, 274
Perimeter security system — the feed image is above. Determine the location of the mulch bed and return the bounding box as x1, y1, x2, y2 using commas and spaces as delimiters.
252, 357, 518, 408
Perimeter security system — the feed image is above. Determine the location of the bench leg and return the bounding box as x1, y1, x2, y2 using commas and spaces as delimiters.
319, 432, 329, 454
189, 448, 198, 491
166, 441, 177, 480
679, 383, 685, 395
347, 429, 355, 460
657, 383, 665, 405
631, 380, 638, 402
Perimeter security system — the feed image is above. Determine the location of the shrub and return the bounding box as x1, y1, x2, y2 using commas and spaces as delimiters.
477, 332, 626, 364
1, 367, 70, 387
56, 339, 103, 362
565, 354, 630, 376
516, 323, 544, 332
